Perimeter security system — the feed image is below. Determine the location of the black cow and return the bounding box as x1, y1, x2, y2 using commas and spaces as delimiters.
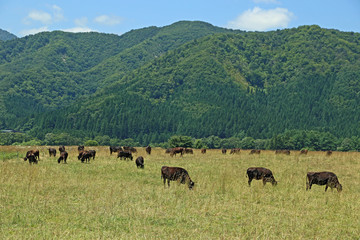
49, 148, 56, 157
146, 146, 151, 155
24, 150, 40, 161
88, 150, 96, 160
110, 146, 122, 155
59, 146, 65, 153
247, 167, 277, 186
184, 148, 194, 154
78, 146, 85, 152
117, 151, 133, 161
222, 149, 227, 154
24, 153, 38, 164
78, 151, 92, 163
306, 171, 342, 192
58, 151, 68, 164
161, 166, 195, 190
135, 156, 144, 168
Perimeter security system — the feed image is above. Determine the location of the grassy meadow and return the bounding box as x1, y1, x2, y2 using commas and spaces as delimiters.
1, 146, 359, 239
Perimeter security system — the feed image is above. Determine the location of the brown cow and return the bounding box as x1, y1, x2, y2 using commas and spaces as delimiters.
326, 150, 333, 156
275, 150, 290, 155
123, 146, 137, 153
201, 149, 206, 154
135, 156, 144, 168
88, 150, 96, 160
145, 146, 151, 155
249, 149, 261, 155
161, 166, 195, 190
222, 149, 227, 154
306, 171, 342, 192
78, 151, 92, 163
300, 149, 308, 155
184, 148, 194, 154
247, 167, 277, 186
49, 148, 56, 157
58, 151, 68, 164
169, 147, 184, 157
230, 148, 241, 154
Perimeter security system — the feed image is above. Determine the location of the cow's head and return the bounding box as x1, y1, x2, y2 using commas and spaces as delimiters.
336, 183, 343, 192
271, 177, 278, 186
188, 180, 195, 190
24, 157, 27, 161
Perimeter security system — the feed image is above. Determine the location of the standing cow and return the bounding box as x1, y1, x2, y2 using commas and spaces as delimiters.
247, 167, 277, 186
145, 146, 151, 155
117, 151, 133, 161
135, 156, 144, 168
58, 151, 68, 164
306, 171, 342, 192
161, 166, 195, 190
24, 152, 38, 164
49, 148, 56, 157
24, 150, 40, 161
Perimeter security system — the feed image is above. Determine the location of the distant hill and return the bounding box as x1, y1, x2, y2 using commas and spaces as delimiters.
0, 21, 360, 144
0, 29, 17, 41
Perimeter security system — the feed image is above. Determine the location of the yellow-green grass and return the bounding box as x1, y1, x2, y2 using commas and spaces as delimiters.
1, 146, 359, 239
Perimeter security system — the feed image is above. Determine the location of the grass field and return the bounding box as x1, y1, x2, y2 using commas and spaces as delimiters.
1, 146, 359, 239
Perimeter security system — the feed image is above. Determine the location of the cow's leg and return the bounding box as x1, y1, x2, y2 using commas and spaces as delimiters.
163, 177, 166, 187
167, 179, 170, 187
325, 185, 329, 192
263, 178, 267, 186
248, 178, 252, 186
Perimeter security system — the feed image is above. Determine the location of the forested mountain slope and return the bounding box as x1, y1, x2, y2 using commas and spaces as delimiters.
0, 29, 17, 41
0, 22, 359, 144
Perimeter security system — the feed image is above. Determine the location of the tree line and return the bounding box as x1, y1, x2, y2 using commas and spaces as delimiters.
1, 129, 359, 152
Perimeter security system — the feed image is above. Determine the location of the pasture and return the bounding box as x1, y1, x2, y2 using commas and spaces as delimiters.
1, 146, 359, 239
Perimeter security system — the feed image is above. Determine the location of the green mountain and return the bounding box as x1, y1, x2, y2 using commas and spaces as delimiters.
1, 21, 360, 144
0, 29, 17, 41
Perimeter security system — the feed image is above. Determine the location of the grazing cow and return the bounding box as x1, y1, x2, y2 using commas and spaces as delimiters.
135, 156, 144, 168
123, 146, 137, 153
306, 172, 342, 192
249, 149, 261, 155
247, 167, 277, 186
201, 149, 206, 154
78, 146, 85, 152
165, 148, 172, 154
88, 150, 96, 160
146, 146, 151, 155
78, 151, 92, 163
161, 166, 195, 190
326, 150, 333, 156
184, 148, 194, 154
49, 148, 56, 157
230, 148, 241, 154
300, 149, 308, 155
59, 146, 65, 153
24, 150, 40, 161
24, 153, 38, 164
169, 147, 184, 157
222, 149, 227, 154
275, 150, 290, 155
110, 146, 122, 155
58, 151, 68, 164
117, 151, 133, 161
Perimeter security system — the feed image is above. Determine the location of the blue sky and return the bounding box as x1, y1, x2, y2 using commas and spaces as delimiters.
1, 0, 359, 37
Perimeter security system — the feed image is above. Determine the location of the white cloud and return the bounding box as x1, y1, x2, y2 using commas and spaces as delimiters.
94, 15, 122, 25
52, 5, 64, 22
27, 10, 52, 25
20, 26, 49, 36
227, 7, 294, 31
61, 27, 94, 33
